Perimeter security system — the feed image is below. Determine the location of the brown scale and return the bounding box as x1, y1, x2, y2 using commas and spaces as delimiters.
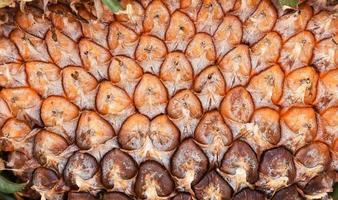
307, 0, 338, 13
75, 110, 115, 159
302, 172, 336, 199
195, 0, 223, 35
279, 107, 317, 153
231, 0, 261, 22
0, 38, 22, 64
0, 118, 33, 156
134, 160, 174, 199
79, 38, 112, 80
193, 65, 225, 111
220, 86, 254, 138
31, 167, 68, 200
143, 0, 170, 40
62, 66, 98, 110
10, 29, 52, 62
219, 140, 259, 192
108, 55, 143, 98
6, 150, 40, 182
331, 138, 338, 171
135, 35, 167, 75
167, 89, 203, 140
271, 185, 304, 200
250, 32, 282, 75
159, 51, 193, 97
194, 110, 232, 166
45, 28, 82, 68
311, 35, 338, 73
0, 63, 27, 88
185, 33, 216, 75
274, 4, 313, 42
96, 81, 135, 132
306, 10, 338, 41
77, 6, 109, 48
278, 31, 316, 74
26, 61, 64, 98
49, 4, 83, 41
171, 138, 208, 194
100, 148, 137, 194
0, 87, 42, 126
40, 96, 79, 143
247, 64, 284, 109
172, 192, 193, 200
213, 15, 242, 61
232, 188, 267, 200
0, 8, 16, 38
314, 69, 338, 111
15, 6, 51, 38
242, 0, 277, 45
294, 142, 331, 186
115, 0, 145, 34
134, 73, 168, 118
256, 147, 296, 195
279, 66, 318, 107
0, 96, 13, 128
165, 10, 195, 52
68, 192, 96, 200
219, 45, 251, 90
180, 0, 202, 21
317, 106, 338, 147
33, 130, 78, 173
240, 108, 281, 158
192, 170, 232, 200
108, 22, 139, 58
63, 152, 101, 194
102, 192, 132, 200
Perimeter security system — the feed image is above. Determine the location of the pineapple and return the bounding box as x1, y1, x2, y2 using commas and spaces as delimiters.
0, 0, 337, 199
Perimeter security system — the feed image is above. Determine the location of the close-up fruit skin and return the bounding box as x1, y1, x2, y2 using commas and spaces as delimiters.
0, 0, 337, 199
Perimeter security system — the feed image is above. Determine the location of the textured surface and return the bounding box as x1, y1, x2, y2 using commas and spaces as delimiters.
0, 0, 337, 199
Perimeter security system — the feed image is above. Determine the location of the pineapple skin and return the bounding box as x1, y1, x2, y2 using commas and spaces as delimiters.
0, 0, 337, 199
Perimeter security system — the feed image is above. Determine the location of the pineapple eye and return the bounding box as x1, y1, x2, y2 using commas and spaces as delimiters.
106, 94, 112, 100
117, 32, 123, 39
71, 72, 79, 80
10, 96, 18, 103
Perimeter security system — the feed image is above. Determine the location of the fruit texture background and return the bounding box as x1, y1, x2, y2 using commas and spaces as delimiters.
0, 0, 337, 199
